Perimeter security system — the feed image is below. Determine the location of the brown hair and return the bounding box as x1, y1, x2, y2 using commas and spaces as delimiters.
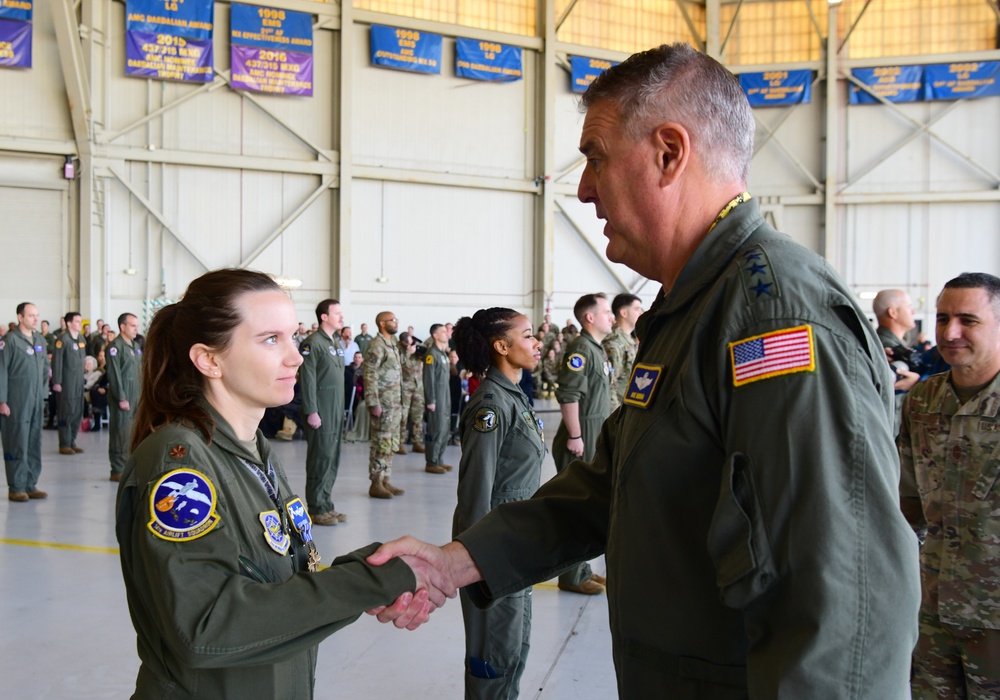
131, 269, 281, 451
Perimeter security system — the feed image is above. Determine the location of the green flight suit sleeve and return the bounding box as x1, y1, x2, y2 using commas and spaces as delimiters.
554, 344, 588, 405
106, 340, 124, 403
423, 352, 437, 405
52, 335, 64, 386
456, 417, 614, 602
298, 338, 319, 415
0, 337, 10, 403
454, 402, 505, 534
706, 313, 918, 698
897, 390, 926, 529
363, 340, 382, 408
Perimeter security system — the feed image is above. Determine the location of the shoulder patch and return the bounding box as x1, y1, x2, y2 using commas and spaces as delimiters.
55, 340, 62, 349
737, 244, 781, 305
147, 468, 221, 541
259, 510, 291, 555
623, 364, 664, 408
300, 343, 311, 356
0, 340, 4, 351
109, 346, 118, 357
425, 354, 434, 365
473, 407, 498, 433
730, 325, 815, 387
567, 353, 585, 372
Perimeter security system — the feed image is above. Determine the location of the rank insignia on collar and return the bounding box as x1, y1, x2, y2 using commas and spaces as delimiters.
567, 353, 585, 371
623, 364, 664, 408
259, 510, 291, 555
474, 408, 498, 432
147, 468, 221, 542
729, 325, 814, 387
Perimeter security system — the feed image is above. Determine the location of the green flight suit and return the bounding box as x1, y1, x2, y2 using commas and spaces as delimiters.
356, 332, 373, 357
453, 367, 545, 700
603, 325, 637, 412
552, 328, 611, 587
0, 329, 49, 493
363, 334, 402, 478
298, 330, 345, 516
115, 405, 415, 700
106, 335, 142, 476
456, 198, 920, 698
423, 344, 451, 467
52, 331, 86, 449
399, 344, 425, 448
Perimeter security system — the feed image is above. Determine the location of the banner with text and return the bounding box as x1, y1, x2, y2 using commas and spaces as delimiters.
849, 65, 924, 104
230, 3, 313, 96
924, 61, 1000, 101
455, 38, 522, 82
0, 0, 32, 69
371, 24, 441, 75
740, 69, 812, 107
125, 0, 213, 83
571, 56, 618, 93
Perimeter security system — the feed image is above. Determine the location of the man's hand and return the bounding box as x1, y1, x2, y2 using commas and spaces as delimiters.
427, 403, 436, 412
567, 435, 585, 457
0, 402, 10, 417
307, 412, 321, 429
366, 537, 483, 628
53, 384, 62, 393
119, 399, 130, 411
370, 405, 382, 418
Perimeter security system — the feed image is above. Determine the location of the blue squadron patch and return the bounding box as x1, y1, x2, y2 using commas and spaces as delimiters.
300, 343, 311, 356
623, 364, 664, 409
135, 348, 142, 356
34, 344, 44, 353
285, 497, 313, 543
474, 408, 498, 433
147, 468, 221, 542
567, 353, 585, 372
259, 510, 291, 555
109, 346, 118, 357
329, 346, 337, 356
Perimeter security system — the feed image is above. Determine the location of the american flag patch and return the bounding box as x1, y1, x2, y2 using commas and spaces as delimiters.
729, 325, 815, 387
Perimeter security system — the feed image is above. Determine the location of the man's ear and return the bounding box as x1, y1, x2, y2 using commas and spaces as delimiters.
653, 122, 691, 187
190, 343, 220, 378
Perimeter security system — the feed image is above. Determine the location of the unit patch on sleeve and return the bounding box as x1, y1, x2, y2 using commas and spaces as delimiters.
109, 346, 118, 357
729, 325, 815, 387
474, 408, 498, 433
567, 353, 585, 372
147, 468, 221, 541
622, 364, 664, 408
425, 354, 434, 365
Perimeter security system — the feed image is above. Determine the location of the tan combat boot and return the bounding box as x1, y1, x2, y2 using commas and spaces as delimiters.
369, 475, 393, 499
383, 478, 405, 496
275, 417, 296, 441
412, 443, 425, 453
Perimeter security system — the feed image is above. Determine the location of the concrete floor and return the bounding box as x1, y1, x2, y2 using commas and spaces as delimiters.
0, 401, 616, 699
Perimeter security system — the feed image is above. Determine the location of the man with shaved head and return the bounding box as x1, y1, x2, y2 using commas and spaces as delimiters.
363, 311, 405, 499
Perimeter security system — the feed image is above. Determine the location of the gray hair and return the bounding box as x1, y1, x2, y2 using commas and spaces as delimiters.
580, 43, 755, 184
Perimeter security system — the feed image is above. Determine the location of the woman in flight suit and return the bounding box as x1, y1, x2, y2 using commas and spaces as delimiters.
115, 269, 441, 700
452, 308, 545, 700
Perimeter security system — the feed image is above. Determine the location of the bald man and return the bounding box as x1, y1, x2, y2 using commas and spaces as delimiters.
363, 312, 406, 499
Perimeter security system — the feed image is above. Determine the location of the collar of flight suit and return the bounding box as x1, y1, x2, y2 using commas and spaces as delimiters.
199, 400, 273, 468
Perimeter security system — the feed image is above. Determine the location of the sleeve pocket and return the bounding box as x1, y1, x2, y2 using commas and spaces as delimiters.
972, 442, 1000, 500
707, 451, 777, 609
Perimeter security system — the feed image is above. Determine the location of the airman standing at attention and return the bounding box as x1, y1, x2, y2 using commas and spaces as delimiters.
106, 312, 142, 482
364, 311, 405, 499
52, 311, 87, 455
602, 293, 643, 411
356, 323, 374, 357
397, 332, 426, 455
424, 323, 453, 474
298, 299, 348, 525
0, 302, 50, 501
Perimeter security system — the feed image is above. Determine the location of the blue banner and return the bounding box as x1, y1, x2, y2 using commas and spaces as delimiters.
0, 17, 30, 68
850, 65, 923, 104
125, 30, 213, 82
0, 0, 32, 23
126, 0, 213, 42
231, 3, 312, 53
370, 24, 441, 75
925, 61, 1000, 101
571, 56, 618, 93
740, 69, 811, 107
455, 38, 522, 82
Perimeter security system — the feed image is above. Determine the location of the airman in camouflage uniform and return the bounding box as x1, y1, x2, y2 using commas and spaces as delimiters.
363, 312, 405, 499
899, 272, 1000, 699
397, 332, 425, 454
52, 311, 87, 454
602, 293, 642, 411
106, 313, 142, 481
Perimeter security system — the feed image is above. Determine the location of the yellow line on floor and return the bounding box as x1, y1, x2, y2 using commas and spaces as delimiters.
0, 538, 119, 555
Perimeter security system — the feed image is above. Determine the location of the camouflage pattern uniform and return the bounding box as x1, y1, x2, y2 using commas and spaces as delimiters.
602, 325, 638, 411
540, 355, 559, 396
399, 342, 425, 450
363, 334, 403, 479
106, 334, 142, 477
52, 331, 87, 450
899, 371, 1000, 699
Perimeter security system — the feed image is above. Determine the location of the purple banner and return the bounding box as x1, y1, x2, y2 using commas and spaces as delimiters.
0, 18, 31, 68
230, 44, 312, 95
125, 29, 213, 82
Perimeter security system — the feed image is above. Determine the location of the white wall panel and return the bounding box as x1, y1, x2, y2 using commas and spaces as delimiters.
351, 24, 532, 178
750, 99, 824, 196
0, 185, 66, 319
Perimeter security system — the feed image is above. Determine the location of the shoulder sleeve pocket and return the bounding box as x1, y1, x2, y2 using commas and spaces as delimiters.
707, 451, 777, 609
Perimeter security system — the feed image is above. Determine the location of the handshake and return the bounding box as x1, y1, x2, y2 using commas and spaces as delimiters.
365, 536, 484, 631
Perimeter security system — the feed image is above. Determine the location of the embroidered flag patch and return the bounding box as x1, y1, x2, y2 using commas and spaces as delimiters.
729, 325, 815, 387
